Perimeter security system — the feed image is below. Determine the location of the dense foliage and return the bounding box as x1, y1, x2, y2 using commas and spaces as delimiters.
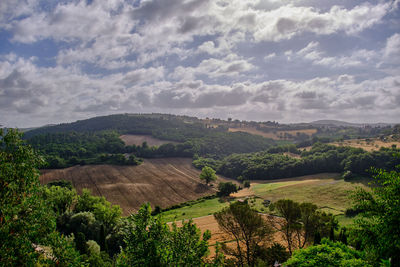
0, 129, 83, 266
117, 203, 214, 266
350, 160, 400, 266
27, 131, 142, 168
209, 143, 400, 180
284, 238, 371, 267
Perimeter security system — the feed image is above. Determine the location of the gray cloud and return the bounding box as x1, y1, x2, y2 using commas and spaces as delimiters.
1, 0, 399, 127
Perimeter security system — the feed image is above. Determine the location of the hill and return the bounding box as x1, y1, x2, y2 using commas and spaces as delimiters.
309, 120, 394, 128
40, 158, 231, 216
25, 114, 277, 163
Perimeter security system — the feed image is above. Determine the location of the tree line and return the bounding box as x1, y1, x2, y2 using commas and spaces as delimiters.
27, 131, 141, 168
194, 142, 400, 181
26, 130, 275, 169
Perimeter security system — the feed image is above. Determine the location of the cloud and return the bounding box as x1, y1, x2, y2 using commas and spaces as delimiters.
296, 41, 379, 68
1, 0, 399, 126
383, 33, 400, 63
253, 2, 391, 42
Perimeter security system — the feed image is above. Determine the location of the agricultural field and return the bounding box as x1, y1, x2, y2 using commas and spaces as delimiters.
161, 173, 370, 227
120, 134, 179, 147
238, 173, 370, 215
331, 138, 400, 152
40, 158, 225, 216
172, 214, 286, 256
228, 127, 317, 140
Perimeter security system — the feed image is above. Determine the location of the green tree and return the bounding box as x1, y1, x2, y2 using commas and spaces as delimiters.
350, 160, 400, 265
270, 199, 301, 255
255, 243, 289, 266
284, 238, 371, 267
214, 201, 273, 267
42, 185, 77, 214
270, 199, 335, 255
0, 129, 81, 266
117, 203, 211, 266
200, 166, 217, 185
217, 182, 238, 197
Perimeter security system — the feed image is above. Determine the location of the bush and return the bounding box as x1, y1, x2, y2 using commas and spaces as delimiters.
217, 182, 238, 197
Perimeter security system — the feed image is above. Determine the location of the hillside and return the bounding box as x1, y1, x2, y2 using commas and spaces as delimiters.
309, 120, 394, 128
40, 158, 230, 216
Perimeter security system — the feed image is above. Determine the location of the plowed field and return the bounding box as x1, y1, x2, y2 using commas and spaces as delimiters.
40, 158, 219, 216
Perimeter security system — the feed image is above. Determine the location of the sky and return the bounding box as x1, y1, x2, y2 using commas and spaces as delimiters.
0, 0, 399, 128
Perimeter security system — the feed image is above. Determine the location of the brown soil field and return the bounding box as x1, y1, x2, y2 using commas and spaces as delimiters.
40, 158, 224, 216
228, 127, 317, 140
120, 134, 179, 147
173, 215, 286, 256
332, 139, 400, 152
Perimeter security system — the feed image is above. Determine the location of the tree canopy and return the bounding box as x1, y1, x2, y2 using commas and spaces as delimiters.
284, 238, 371, 267
0, 129, 82, 266
350, 157, 400, 266
214, 201, 273, 267
200, 166, 217, 185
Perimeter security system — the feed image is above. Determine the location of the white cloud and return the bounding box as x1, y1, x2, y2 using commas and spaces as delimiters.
1, 0, 400, 126
253, 2, 391, 42
296, 41, 379, 68
384, 33, 400, 62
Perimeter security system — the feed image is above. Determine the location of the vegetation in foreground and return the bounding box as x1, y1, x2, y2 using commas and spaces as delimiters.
2, 128, 400, 266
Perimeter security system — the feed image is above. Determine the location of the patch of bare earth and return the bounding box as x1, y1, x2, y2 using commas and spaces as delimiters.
120, 134, 179, 147
40, 158, 221, 216
172, 215, 287, 257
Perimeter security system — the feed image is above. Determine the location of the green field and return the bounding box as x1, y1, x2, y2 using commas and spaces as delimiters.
159, 173, 371, 226
251, 175, 370, 215
159, 197, 231, 223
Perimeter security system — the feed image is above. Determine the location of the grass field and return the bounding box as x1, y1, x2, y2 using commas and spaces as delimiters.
161, 173, 370, 227
160, 197, 231, 223
249, 173, 370, 215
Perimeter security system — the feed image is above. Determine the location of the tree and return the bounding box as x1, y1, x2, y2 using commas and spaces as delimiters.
199, 166, 217, 185
117, 203, 211, 266
42, 185, 77, 214
269, 199, 301, 255
255, 243, 289, 266
270, 199, 335, 255
350, 160, 400, 265
217, 182, 238, 197
284, 238, 371, 267
214, 201, 273, 267
0, 129, 81, 266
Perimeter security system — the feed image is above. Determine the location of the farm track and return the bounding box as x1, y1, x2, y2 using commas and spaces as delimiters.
40, 158, 220, 216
